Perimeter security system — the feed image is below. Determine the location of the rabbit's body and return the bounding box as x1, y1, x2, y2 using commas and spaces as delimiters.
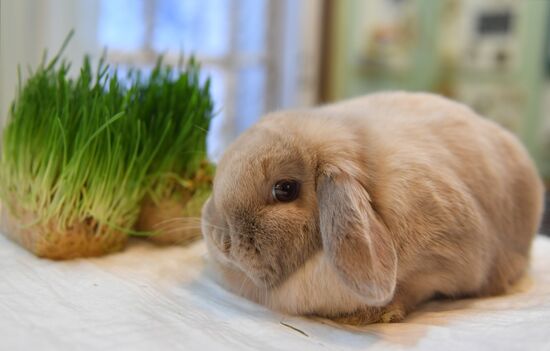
202, 92, 544, 324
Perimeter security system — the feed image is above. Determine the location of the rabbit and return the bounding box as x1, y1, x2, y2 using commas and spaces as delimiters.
201, 92, 545, 325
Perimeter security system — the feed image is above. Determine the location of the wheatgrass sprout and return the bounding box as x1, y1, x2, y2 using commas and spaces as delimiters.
0, 39, 213, 259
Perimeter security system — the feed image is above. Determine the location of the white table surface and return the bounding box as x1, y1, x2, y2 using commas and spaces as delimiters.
1, 233, 549, 351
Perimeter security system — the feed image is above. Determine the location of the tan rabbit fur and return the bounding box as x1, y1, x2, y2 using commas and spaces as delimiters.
201, 92, 545, 324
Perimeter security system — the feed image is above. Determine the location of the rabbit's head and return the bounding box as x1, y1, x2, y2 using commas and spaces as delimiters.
201, 111, 397, 307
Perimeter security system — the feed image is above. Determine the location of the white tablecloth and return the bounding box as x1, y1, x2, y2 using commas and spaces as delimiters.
1, 233, 549, 351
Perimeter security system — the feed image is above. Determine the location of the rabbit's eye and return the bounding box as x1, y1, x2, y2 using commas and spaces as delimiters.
272, 180, 300, 202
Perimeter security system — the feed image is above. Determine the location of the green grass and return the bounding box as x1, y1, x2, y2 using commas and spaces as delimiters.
0, 34, 213, 238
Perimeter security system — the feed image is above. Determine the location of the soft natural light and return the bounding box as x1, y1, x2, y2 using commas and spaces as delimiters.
97, 0, 271, 160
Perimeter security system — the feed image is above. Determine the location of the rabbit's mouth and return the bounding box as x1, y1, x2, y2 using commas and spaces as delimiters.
218, 244, 284, 289
208, 226, 232, 256
202, 223, 283, 289
236, 263, 281, 289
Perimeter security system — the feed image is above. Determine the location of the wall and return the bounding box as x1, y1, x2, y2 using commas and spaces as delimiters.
324, 0, 550, 180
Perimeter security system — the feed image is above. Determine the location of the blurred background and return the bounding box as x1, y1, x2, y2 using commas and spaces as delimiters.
1, 0, 549, 230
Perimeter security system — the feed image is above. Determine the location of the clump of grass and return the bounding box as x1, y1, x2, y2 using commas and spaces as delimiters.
0, 34, 213, 259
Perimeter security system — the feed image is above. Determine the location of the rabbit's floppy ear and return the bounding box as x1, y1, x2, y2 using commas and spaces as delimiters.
317, 174, 397, 306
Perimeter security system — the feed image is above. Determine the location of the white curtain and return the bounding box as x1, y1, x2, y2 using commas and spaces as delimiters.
0, 0, 101, 124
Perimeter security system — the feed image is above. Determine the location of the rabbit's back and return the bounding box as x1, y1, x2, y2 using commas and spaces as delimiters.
321, 92, 544, 299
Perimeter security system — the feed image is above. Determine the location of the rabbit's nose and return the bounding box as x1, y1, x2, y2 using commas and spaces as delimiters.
212, 228, 231, 255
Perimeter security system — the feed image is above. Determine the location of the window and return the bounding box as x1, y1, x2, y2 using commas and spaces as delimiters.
96, 0, 321, 160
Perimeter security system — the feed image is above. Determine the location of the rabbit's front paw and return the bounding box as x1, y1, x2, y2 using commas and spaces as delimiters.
331, 304, 406, 325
